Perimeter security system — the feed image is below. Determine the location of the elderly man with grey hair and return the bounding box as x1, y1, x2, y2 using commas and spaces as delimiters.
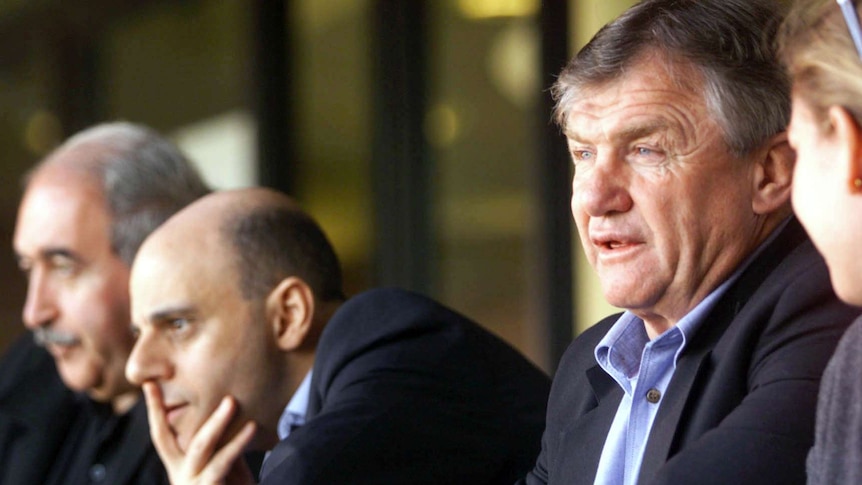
0, 122, 210, 485
519, 0, 860, 484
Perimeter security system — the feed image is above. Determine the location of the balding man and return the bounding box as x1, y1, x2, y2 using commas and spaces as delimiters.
2, 122, 210, 484
126, 187, 550, 485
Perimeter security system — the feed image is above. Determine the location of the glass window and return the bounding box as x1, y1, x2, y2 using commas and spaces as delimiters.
293, 0, 374, 296
428, 1, 543, 364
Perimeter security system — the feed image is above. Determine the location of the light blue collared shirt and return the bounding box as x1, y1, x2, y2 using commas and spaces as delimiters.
260, 371, 312, 472
592, 286, 729, 485
277, 370, 312, 440
592, 218, 789, 485
262, 371, 312, 469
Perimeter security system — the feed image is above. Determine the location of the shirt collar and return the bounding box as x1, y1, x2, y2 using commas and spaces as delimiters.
276, 370, 312, 441
594, 216, 791, 384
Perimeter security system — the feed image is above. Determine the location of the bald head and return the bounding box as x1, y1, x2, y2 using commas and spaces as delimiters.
138, 187, 344, 305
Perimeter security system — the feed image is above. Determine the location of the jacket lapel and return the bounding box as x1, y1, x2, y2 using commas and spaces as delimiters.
636, 293, 735, 484
636, 348, 713, 483
556, 365, 623, 485
637, 218, 809, 483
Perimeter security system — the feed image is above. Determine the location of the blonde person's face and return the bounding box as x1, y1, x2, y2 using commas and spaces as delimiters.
788, 94, 861, 304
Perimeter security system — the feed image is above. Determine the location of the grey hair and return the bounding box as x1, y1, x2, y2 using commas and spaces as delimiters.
33, 122, 211, 265
552, 0, 790, 157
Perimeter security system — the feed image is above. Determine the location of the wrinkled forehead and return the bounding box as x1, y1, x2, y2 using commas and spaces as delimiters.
563, 60, 708, 138
559, 51, 706, 131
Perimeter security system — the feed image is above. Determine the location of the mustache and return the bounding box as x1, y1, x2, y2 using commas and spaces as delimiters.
33, 327, 81, 347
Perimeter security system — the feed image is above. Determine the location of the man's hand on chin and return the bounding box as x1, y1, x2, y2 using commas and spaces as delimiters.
143, 383, 257, 485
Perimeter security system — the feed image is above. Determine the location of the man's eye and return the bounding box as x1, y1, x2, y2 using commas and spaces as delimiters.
572, 150, 594, 162
170, 318, 190, 331
632, 146, 665, 164
49, 255, 78, 275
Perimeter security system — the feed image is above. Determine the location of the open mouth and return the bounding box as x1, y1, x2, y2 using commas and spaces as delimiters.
592, 235, 643, 257
595, 238, 632, 250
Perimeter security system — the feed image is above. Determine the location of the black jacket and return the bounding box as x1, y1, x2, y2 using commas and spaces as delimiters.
521, 219, 860, 485
0, 334, 168, 485
261, 288, 551, 484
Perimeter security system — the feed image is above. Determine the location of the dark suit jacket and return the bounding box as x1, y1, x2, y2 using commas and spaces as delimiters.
0, 334, 168, 485
260, 288, 551, 484
521, 219, 860, 485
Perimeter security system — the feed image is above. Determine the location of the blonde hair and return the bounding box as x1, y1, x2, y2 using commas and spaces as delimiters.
780, 0, 862, 129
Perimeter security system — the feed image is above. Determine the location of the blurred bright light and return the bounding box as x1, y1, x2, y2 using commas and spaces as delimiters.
487, 22, 539, 109
424, 103, 461, 148
24, 110, 63, 156
456, 0, 539, 19
172, 110, 257, 189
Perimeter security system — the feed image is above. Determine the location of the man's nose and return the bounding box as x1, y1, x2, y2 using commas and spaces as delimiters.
22, 267, 58, 331
573, 154, 633, 218
125, 332, 173, 386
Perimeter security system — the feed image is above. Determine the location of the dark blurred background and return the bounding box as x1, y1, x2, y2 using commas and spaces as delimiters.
0, 0, 639, 374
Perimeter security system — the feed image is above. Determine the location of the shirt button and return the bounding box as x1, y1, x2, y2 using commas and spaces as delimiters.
646, 388, 661, 403
89, 463, 107, 482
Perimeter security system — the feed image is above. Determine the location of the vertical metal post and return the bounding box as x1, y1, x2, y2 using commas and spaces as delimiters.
252, 0, 295, 195
535, 0, 573, 373
53, 27, 102, 135
370, 0, 432, 293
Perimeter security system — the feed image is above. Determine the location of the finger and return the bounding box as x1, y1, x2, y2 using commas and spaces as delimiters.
142, 382, 182, 461
184, 396, 238, 475
202, 421, 257, 483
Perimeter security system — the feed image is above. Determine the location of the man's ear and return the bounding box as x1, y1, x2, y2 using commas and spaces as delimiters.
265, 276, 315, 351
828, 105, 862, 194
751, 131, 795, 215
